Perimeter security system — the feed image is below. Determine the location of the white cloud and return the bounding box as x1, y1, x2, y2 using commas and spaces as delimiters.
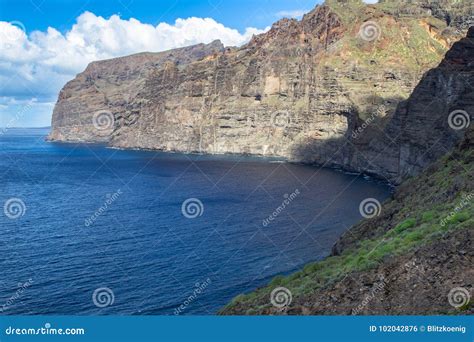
0, 12, 268, 127
276, 9, 309, 19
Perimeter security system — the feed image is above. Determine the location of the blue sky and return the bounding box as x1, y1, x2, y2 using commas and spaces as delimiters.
3, 0, 374, 127
1, 0, 320, 33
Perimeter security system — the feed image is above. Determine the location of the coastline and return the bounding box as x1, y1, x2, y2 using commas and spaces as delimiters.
47, 129, 395, 187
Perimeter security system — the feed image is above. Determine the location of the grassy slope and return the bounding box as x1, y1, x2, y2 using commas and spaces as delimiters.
325, 0, 449, 69
221, 129, 473, 315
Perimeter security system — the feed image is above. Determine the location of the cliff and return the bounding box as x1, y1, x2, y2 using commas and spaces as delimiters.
48, 40, 225, 142
221, 27, 473, 315
378, 0, 474, 30
49, 0, 470, 183
313, 25, 474, 182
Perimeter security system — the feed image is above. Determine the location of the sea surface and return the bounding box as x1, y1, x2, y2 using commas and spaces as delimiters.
0, 128, 392, 315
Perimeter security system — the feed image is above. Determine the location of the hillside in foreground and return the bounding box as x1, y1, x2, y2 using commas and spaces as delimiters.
221, 125, 473, 315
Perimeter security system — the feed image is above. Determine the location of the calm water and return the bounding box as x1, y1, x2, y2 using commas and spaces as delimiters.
0, 128, 391, 315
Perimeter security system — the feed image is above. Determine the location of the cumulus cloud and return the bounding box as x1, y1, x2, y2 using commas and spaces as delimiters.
0, 12, 268, 127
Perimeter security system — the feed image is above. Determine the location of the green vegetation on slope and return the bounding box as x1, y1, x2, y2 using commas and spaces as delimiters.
325, 0, 449, 69
222, 138, 473, 315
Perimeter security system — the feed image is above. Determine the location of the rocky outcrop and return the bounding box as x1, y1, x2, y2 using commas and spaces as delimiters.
49, 0, 471, 183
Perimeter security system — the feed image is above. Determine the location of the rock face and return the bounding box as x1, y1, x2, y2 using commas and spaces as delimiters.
49, 0, 471, 183
48, 40, 225, 142
379, 0, 474, 30
311, 25, 474, 182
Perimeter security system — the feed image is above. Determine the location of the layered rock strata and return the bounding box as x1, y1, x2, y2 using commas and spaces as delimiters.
49, 0, 472, 183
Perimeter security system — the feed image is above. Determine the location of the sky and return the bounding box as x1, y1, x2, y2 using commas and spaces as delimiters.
0, 0, 376, 127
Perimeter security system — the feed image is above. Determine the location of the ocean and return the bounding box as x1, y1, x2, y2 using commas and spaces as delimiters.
0, 128, 391, 315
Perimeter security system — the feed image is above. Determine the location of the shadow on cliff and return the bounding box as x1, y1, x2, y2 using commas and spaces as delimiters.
289, 98, 404, 183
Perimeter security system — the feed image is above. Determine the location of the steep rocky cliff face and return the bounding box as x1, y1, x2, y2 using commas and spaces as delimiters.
309, 26, 474, 182
49, 41, 225, 142
379, 0, 474, 30
49, 0, 470, 183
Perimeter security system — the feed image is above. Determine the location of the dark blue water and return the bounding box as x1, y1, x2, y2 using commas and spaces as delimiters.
0, 128, 391, 315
